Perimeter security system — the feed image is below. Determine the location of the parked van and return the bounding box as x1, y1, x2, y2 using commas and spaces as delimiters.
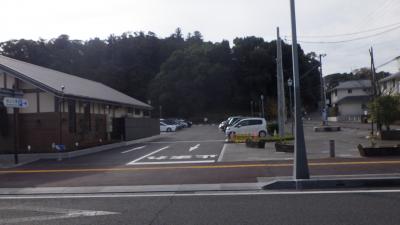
225, 117, 267, 138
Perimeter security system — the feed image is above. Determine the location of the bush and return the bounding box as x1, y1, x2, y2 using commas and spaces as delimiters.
267, 123, 278, 136
369, 95, 400, 131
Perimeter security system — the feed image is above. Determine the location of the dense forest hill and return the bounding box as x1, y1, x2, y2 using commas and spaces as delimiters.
0, 29, 322, 119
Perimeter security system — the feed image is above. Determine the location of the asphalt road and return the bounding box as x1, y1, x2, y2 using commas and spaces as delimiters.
1, 190, 400, 225
1, 125, 400, 188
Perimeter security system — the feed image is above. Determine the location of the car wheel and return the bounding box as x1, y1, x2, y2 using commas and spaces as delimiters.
259, 131, 267, 137
167, 128, 172, 132
228, 132, 236, 139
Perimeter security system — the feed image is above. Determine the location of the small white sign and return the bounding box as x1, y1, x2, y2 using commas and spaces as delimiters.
3, 97, 29, 108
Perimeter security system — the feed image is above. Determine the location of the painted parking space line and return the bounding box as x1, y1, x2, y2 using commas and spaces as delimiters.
121, 146, 146, 154
130, 160, 215, 165
189, 144, 200, 152
144, 140, 225, 144
126, 146, 170, 165
217, 144, 228, 162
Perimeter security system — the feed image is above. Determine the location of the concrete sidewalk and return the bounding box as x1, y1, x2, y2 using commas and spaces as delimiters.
219, 121, 400, 162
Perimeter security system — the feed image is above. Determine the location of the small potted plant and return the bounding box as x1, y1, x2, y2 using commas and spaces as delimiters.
245, 135, 266, 148
274, 136, 294, 153
358, 133, 400, 157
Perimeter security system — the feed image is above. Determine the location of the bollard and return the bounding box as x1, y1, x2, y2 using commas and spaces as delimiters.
329, 140, 335, 158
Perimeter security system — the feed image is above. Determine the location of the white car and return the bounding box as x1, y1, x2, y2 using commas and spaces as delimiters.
225, 117, 268, 138
160, 121, 177, 132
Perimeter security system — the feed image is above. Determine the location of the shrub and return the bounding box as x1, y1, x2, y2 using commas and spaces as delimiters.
369, 95, 400, 131
267, 123, 278, 136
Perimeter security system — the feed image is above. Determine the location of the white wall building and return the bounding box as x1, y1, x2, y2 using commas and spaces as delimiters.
379, 72, 400, 95
327, 80, 372, 121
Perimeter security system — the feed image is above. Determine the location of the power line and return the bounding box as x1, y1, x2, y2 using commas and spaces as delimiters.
296, 21, 400, 38
376, 56, 400, 69
285, 25, 400, 44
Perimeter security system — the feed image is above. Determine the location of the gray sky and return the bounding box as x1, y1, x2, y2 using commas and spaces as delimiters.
1, 0, 400, 75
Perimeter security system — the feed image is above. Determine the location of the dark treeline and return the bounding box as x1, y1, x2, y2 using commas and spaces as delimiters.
0, 28, 321, 119
324, 68, 389, 91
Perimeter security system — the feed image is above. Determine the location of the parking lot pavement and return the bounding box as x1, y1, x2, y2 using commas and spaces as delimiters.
126, 125, 226, 165
219, 120, 400, 162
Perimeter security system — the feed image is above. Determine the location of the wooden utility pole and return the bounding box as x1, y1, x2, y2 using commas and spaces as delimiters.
369, 47, 380, 133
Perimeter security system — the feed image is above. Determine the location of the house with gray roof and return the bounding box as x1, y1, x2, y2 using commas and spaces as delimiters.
0, 55, 156, 153
327, 80, 372, 121
379, 72, 400, 95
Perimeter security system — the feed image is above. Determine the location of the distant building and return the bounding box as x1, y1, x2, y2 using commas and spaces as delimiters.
327, 80, 372, 121
0, 55, 157, 153
379, 72, 400, 95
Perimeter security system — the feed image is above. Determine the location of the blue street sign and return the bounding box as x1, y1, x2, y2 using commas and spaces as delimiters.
3, 97, 29, 108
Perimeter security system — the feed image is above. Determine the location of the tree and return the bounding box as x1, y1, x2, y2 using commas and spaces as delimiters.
369, 95, 400, 131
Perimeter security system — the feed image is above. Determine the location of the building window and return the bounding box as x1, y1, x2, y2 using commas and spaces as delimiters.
134, 109, 141, 115
143, 110, 150, 117
361, 103, 367, 110
334, 90, 337, 96
68, 100, 76, 133
83, 103, 91, 131
383, 82, 387, 90
393, 80, 396, 87
347, 89, 352, 94
128, 107, 133, 114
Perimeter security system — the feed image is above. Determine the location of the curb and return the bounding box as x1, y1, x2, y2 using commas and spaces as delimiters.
262, 177, 400, 190
0, 183, 266, 195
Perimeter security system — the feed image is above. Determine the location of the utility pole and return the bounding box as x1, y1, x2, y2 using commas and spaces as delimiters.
319, 54, 327, 125
159, 105, 162, 118
276, 27, 286, 137
288, 78, 294, 134
289, 0, 310, 180
369, 47, 379, 133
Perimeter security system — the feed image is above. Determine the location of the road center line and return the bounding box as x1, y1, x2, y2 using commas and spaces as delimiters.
126, 146, 169, 165
121, 146, 146, 154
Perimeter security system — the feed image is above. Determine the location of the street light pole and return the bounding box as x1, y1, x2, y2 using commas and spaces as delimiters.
319, 54, 327, 125
59, 86, 65, 148
260, 95, 265, 118
288, 78, 294, 135
250, 100, 254, 116
289, 0, 310, 179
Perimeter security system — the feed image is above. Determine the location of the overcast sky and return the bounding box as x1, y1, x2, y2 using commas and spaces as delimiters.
1, 0, 400, 75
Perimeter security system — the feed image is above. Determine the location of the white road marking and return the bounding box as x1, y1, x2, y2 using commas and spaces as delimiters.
129, 160, 215, 165
189, 144, 200, 152
0, 206, 118, 223
121, 146, 146, 154
170, 155, 192, 160
217, 144, 228, 162
144, 140, 224, 144
126, 146, 169, 165
3, 189, 400, 199
195, 154, 217, 159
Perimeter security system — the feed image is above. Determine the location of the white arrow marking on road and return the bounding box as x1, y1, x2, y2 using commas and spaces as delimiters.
0, 206, 118, 223
121, 145, 146, 154
189, 144, 200, 152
